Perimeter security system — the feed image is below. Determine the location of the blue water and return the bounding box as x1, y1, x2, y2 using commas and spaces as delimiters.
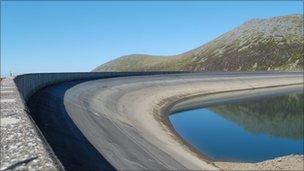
169, 93, 304, 162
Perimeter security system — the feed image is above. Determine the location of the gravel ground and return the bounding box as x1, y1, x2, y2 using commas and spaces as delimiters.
0, 78, 62, 170
215, 155, 304, 170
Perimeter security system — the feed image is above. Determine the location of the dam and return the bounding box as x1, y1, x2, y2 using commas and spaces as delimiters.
1, 72, 303, 170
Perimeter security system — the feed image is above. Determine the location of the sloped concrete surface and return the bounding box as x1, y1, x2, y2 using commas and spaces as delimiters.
27, 72, 303, 170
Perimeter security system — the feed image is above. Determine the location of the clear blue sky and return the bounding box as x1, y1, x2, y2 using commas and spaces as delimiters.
1, 1, 303, 76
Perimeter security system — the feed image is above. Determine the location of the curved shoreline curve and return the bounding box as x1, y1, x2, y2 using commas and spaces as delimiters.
27, 72, 303, 170
162, 84, 303, 166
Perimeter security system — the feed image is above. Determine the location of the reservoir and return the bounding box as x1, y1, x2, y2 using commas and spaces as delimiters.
169, 93, 304, 162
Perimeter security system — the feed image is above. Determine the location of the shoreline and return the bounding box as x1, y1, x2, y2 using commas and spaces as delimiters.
158, 85, 303, 170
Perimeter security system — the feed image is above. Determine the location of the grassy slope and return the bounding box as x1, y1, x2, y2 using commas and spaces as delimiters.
93, 14, 303, 72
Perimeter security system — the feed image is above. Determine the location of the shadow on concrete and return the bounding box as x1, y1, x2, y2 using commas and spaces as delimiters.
27, 80, 115, 171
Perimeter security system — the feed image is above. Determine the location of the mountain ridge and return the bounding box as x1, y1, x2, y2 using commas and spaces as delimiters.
93, 14, 303, 72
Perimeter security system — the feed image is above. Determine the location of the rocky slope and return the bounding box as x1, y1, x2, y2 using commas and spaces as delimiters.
93, 14, 303, 72
215, 155, 304, 171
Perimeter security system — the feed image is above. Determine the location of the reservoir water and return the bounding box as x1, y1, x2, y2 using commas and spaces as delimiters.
169, 93, 304, 162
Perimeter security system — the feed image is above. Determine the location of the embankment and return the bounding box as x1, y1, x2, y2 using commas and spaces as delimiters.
21, 72, 304, 170
4, 72, 303, 170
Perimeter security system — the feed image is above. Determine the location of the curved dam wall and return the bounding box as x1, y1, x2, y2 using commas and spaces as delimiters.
11, 71, 182, 170
10, 71, 303, 170
14, 71, 302, 103
14, 72, 181, 103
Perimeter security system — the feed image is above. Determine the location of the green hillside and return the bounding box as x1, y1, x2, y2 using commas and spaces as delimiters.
93, 14, 303, 72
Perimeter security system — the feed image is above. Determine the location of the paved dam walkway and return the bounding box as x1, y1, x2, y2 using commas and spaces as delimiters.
27, 72, 303, 170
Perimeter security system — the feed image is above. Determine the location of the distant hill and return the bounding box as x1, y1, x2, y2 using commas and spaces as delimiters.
93, 14, 303, 72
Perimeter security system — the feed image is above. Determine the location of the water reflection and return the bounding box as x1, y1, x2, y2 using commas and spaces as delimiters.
210, 93, 304, 139
169, 93, 304, 162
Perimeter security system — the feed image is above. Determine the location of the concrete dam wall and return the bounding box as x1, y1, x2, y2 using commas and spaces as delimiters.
10, 72, 182, 170
8, 72, 303, 170
14, 72, 181, 102
11, 71, 186, 170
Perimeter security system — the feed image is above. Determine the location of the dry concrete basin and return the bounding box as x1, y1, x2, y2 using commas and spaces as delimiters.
19, 72, 303, 170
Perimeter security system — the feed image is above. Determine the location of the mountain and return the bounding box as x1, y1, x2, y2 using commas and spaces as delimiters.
93, 14, 303, 72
